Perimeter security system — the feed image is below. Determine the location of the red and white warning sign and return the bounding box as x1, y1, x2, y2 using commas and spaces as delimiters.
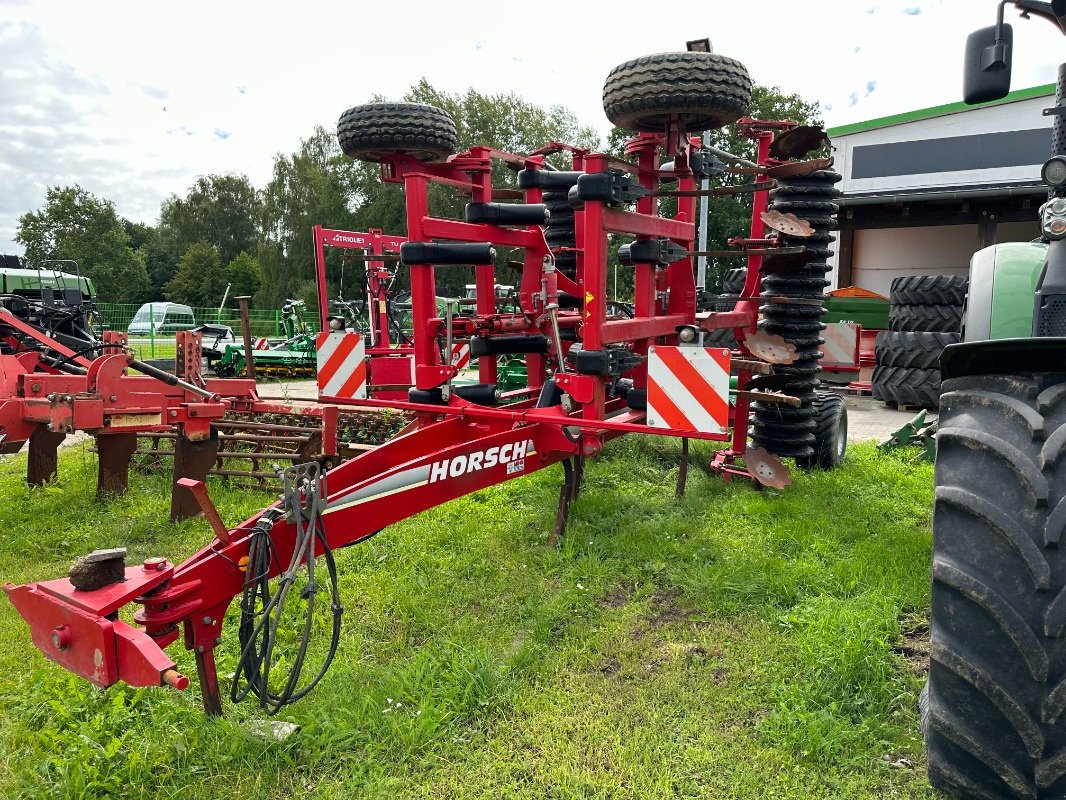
315, 331, 367, 400
646, 346, 731, 434
821, 322, 860, 371
450, 341, 471, 370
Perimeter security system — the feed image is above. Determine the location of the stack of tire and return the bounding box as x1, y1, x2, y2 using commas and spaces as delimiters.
873, 275, 966, 409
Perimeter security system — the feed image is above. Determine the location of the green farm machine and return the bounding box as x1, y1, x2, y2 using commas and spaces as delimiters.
924, 2, 1066, 798
211, 299, 317, 378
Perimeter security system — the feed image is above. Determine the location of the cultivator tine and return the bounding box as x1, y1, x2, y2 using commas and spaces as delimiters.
549, 458, 575, 547
676, 437, 689, 499
170, 429, 220, 523
738, 330, 798, 365
26, 425, 65, 486
571, 454, 585, 500
744, 446, 792, 490
96, 433, 139, 497
195, 648, 224, 717
760, 210, 814, 238
768, 125, 829, 160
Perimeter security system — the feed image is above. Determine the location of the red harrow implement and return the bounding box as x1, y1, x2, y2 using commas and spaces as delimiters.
4, 48, 846, 715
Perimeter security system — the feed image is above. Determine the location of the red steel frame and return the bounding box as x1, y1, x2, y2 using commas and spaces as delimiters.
4, 122, 800, 714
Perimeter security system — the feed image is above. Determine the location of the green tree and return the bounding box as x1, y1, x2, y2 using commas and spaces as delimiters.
158, 174, 261, 269
259, 127, 362, 308
226, 251, 262, 299
164, 241, 227, 307
124, 220, 176, 301
16, 185, 150, 303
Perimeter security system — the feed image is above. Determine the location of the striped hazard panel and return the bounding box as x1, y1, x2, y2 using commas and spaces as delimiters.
316, 331, 367, 400
646, 346, 731, 434
821, 322, 860, 370
450, 341, 471, 370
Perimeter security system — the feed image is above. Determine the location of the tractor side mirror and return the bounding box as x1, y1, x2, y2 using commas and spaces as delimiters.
963, 23, 1014, 104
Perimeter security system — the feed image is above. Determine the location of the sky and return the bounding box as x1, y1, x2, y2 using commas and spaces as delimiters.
0, 0, 1063, 256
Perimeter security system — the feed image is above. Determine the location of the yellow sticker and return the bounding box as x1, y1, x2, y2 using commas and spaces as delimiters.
584, 291, 594, 320
378, 300, 386, 314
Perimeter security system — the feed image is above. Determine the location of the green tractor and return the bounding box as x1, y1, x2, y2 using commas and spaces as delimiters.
0, 256, 99, 351
924, 3, 1066, 797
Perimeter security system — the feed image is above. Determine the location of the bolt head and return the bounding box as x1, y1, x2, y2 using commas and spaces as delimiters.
201, 616, 213, 625
51, 625, 71, 651
30, 383, 40, 393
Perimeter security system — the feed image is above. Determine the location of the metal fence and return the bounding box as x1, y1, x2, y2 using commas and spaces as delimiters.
95, 303, 296, 361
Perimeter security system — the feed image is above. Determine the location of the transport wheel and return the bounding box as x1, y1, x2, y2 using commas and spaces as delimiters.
890, 274, 969, 306
337, 102, 458, 163
871, 365, 941, 408
602, 51, 752, 132
875, 331, 961, 370
889, 303, 964, 333
796, 391, 847, 470
924, 372, 1066, 800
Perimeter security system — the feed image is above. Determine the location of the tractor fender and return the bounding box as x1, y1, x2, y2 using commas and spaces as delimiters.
940, 337, 1066, 380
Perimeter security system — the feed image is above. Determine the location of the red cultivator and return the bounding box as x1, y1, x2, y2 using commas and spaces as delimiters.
4, 48, 845, 715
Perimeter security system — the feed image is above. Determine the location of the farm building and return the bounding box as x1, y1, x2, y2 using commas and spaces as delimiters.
826, 83, 1054, 295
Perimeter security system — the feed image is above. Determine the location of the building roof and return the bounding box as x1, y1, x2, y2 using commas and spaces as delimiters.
827, 83, 1055, 138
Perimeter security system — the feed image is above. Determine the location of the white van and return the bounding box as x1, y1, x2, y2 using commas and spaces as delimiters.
127, 302, 196, 335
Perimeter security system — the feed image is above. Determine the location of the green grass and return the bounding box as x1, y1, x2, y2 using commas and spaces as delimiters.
0, 438, 936, 799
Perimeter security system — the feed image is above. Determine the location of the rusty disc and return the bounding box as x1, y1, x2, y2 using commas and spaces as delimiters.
765, 156, 834, 180
761, 249, 816, 274
740, 330, 798, 365
744, 446, 792, 489
761, 210, 814, 238
769, 125, 829, 160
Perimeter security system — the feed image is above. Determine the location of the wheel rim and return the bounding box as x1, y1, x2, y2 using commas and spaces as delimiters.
835, 412, 848, 460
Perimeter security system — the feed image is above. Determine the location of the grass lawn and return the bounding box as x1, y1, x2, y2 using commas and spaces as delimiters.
0, 438, 936, 799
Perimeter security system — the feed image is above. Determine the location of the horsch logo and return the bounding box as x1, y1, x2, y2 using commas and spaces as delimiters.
429, 439, 535, 483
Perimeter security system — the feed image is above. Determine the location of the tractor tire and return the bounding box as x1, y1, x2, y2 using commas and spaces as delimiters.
337, 102, 458, 163
722, 268, 746, 295
704, 327, 738, 350
875, 331, 960, 370
715, 294, 739, 312
924, 372, 1066, 800
795, 391, 847, 470
890, 274, 969, 306
602, 52, 753, 133
889, 303, 964, 334
871, 365, 941, 408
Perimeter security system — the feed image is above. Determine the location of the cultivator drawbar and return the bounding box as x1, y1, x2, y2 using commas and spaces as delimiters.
5, 47, 846, 715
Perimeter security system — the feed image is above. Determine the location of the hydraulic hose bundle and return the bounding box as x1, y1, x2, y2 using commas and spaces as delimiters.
231, 463, 343, 714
